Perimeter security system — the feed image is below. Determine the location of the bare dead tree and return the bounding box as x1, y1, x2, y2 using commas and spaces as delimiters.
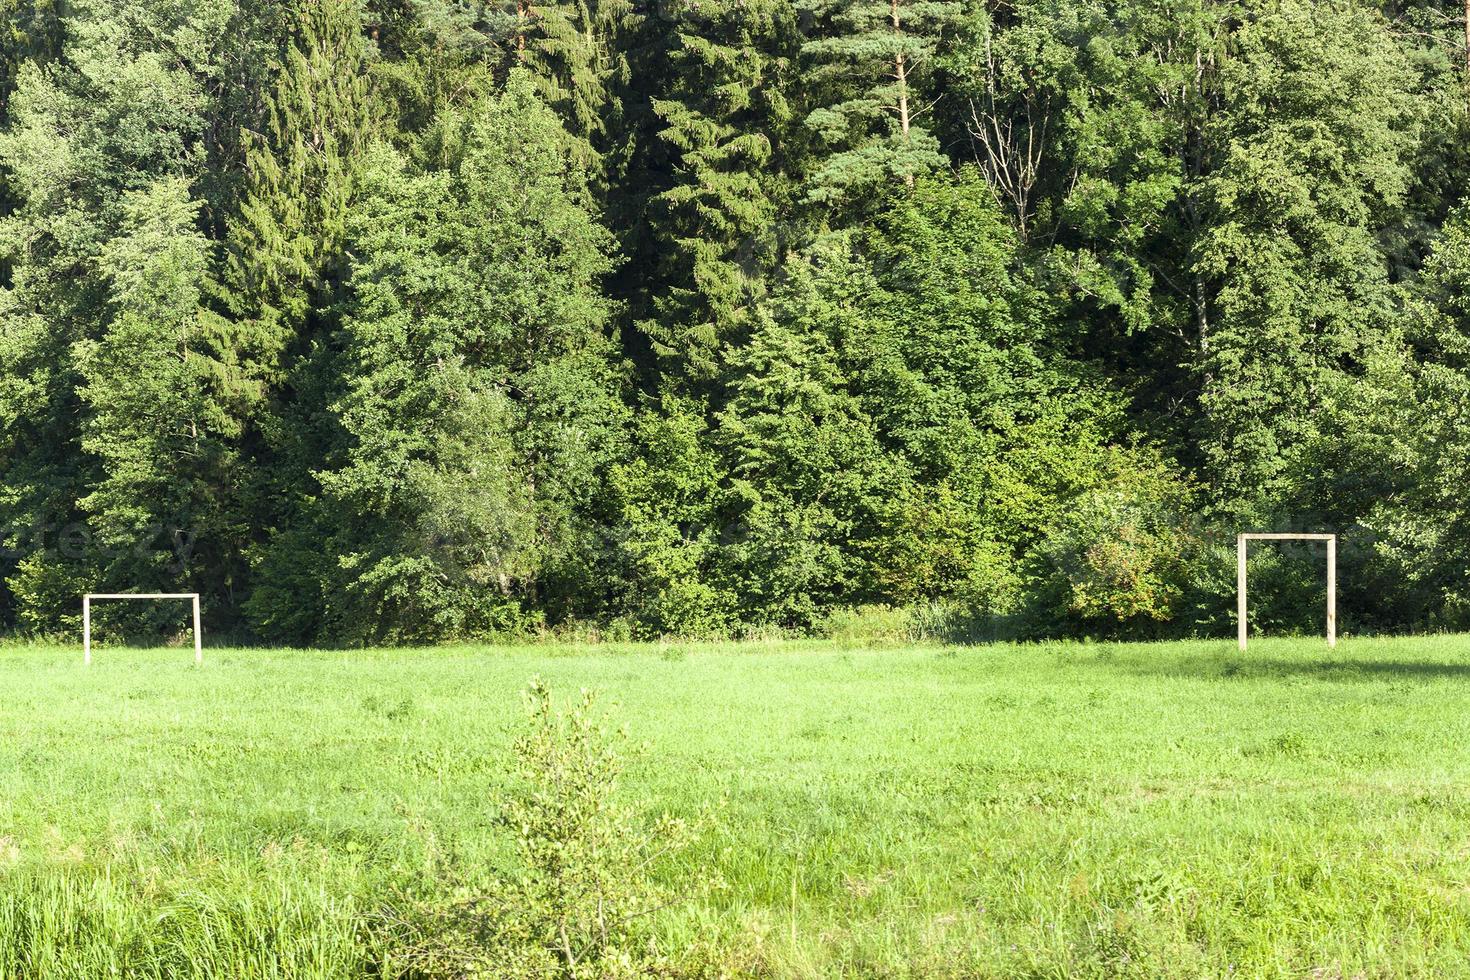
966, 28, 1050, 240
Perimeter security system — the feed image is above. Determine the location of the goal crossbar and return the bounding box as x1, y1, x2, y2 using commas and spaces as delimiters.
83, 593, 202, 666
1236, 534, 1337, 652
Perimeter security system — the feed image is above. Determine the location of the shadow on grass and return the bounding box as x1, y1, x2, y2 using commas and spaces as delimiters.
1094, 654, 1470, 683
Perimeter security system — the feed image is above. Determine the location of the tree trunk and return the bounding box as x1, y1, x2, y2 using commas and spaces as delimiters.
892, 0, 915, 188
1195, 278, 1210, 356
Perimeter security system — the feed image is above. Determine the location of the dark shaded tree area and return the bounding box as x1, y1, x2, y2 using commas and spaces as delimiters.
2, 0, 1469, 643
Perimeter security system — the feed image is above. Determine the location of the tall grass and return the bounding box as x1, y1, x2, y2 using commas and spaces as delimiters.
0, 863, 371, 978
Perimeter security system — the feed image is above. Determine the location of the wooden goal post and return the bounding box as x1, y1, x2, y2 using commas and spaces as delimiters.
83, 593, 202, 666
1236, 534, 1336, 652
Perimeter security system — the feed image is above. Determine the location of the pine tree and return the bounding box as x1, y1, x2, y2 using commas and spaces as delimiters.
795, 0, 962, 206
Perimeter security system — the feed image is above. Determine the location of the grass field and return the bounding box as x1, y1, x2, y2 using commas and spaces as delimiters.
4, 636, 1470, 977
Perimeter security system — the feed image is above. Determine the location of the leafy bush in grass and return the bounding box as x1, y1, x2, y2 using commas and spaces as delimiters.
1034, 455, 1202, 631
402, 680, 720, 978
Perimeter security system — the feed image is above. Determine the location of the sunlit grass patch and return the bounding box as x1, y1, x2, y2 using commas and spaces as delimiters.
2, 636, 1470, 976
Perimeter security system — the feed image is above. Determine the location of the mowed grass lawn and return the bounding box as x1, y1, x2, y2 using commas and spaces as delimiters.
4, 636, 1470, 977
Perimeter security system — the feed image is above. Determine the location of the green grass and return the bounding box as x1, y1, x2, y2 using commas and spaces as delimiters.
5, 635, 1470, 977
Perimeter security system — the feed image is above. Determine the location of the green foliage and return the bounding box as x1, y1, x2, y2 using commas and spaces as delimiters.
866, 481, 1018, 609
642, 0, 798, 383
717, 300, 895, 626
0, 0, 60, 119
857, 171, 1061, 482
1193, 0, 1419, 506
795, 0, 961, 206
519, 0, 640, 190
0, 0, 226, 624
302, 71, 625, 644
217, 0, 372, 383
1333, 208, 1470, 632
6, 551, 86, 636
608, 396, 735, 638
77, 180, 240, 589
1, 0, 1469, 640
1035, 452, 1200, 628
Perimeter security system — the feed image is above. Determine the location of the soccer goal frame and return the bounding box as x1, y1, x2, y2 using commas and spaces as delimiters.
82, 593, 202, 666
1236, 534, 1337, 652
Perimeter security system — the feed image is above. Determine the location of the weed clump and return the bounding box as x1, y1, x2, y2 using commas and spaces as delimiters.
401, 678, 720, 978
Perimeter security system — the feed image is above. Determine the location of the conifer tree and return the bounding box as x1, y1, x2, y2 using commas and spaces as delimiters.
0, 0, 1466, 641
217, 0, 372, 388
795, 0, 962, 205
518, 0, 639, 185
215, 0, 374, 628
607, 394, 735, 637
640, 0, 799, 385
282, 71, 626, 643
717, 246, 902, 624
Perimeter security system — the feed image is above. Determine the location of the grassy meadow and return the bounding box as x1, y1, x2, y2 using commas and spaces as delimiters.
4, 636, 1470, 977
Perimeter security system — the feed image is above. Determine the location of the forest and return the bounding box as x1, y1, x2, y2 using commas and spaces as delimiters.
1, 0, 1468, 644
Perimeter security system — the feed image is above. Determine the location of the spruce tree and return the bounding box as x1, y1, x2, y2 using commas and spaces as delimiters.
607, 394, 735, 637
717, 245, 902, 624
641, 0, 799, 385
402, 0, 638, 190
518, 0, 639, 186
217, 0, 374, 629
217, 0, 372, 386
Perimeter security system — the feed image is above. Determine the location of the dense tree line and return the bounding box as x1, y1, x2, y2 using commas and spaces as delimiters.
1, 0, 1468, 643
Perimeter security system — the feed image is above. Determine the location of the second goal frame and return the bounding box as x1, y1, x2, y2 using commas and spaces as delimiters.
83, 593, 202, 666
1237, 533, 1337, 652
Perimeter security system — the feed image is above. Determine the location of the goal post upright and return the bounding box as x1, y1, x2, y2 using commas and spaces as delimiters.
81, 593, 203, 666
1327, 536, 1336, 649
1236, 533, 1339, 652
1237, 534, 1248, 652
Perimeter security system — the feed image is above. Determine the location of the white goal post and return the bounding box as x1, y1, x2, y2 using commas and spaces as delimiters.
83, 593, 202, 666
1236, 534, 1337, 652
